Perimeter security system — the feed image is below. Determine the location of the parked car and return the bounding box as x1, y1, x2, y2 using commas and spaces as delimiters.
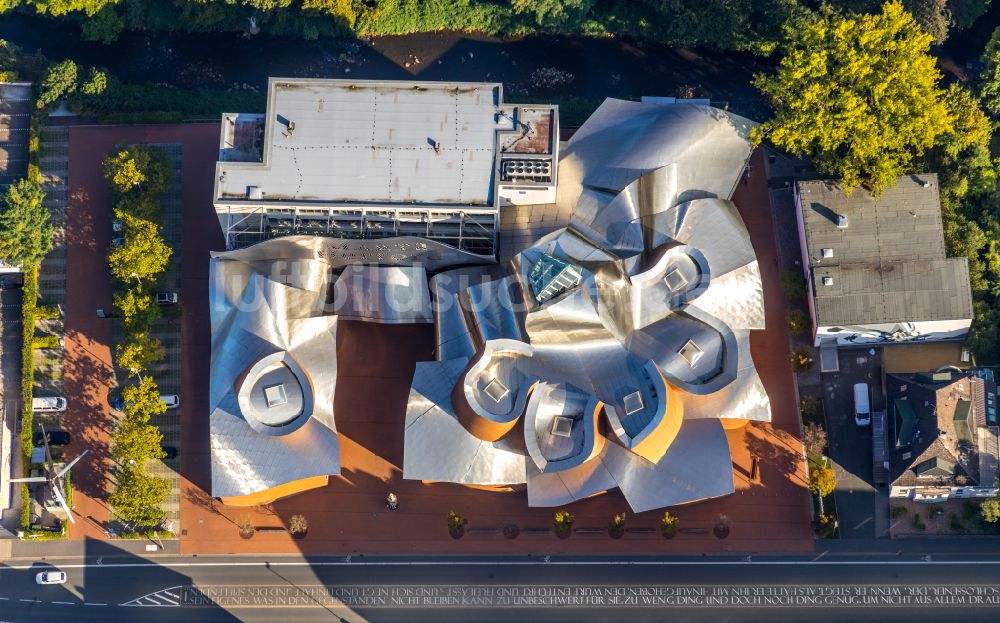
32, 397, 66, 412
35, 570, 67, 585
162, 446, 178, 460
156, 292, 179, 306
161, 394, 180, 410
33, 430, 71, 447
854, 382, 871, 426
112, 219, 123, 233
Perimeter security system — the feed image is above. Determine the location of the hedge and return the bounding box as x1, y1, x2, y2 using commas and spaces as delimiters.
19, 484, 30, 531
32, 335, 60, 349
35, 304, 61, 320
20, 265, 38, 463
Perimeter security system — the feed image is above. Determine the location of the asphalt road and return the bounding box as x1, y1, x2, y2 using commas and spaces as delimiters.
3, 554, 1000, 622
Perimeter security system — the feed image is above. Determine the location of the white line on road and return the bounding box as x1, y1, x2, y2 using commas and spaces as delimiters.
52, 601, 75, 605
10, 559, 1000, 571
84, 602, 107, 606
18, 599, 36, 602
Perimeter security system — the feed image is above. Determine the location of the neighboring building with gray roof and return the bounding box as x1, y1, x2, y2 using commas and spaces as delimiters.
795, 174, 973, 347
885, 369, 999, 502
214, 78, 558, 255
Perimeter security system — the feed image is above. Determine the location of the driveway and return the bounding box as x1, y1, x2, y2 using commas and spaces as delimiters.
821, 347, 886, 538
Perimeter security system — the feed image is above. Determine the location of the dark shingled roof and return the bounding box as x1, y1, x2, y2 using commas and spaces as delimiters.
886, 370, 992, 488
797, 174, 973, 327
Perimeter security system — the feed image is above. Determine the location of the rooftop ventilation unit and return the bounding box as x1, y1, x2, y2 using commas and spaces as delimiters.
821, 276, 834, 286
663, 267, 689, 291
264, 384, 288, 408
836, 214, 848, 228
247, 186, 264, 200
821, 248, 834, 259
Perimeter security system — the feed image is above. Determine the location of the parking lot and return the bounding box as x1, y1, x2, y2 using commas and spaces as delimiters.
0, 82, 30, 189
821, 346, 887, 538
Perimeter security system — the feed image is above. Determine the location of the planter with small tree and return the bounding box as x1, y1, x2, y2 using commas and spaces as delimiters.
660, 511, 679, 539
289, 514, 308, 540
237, 516, 254, 539
714, 514, 731, 539
608, 512, 626, 539
553, 510, 573, 539
448, 510, 467, 539
503, 523, 520, 539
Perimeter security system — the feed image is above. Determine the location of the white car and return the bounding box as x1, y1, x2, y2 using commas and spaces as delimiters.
160, 394, 180, 410
31, 396, 67, 412
35, 570, 67, 585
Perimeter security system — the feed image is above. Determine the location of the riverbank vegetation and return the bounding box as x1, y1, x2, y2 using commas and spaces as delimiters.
0, 0, 989, 52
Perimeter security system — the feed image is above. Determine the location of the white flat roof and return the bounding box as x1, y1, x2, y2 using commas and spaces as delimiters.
216, 79, 510, 206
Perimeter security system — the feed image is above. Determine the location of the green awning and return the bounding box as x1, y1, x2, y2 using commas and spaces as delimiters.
894, 399, 918, 449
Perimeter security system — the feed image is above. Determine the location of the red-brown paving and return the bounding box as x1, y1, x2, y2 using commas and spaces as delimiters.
63, 126, 812, 553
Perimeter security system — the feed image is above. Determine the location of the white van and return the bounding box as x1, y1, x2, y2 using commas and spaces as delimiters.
160, 395, 180, 410
853, 383, 871, 426
32, 397, 66, 412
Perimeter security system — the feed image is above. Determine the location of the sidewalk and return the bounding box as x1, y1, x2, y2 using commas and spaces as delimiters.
7, 536, 180, 559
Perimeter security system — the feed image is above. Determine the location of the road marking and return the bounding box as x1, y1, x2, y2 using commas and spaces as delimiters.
121, 587, 184, 607
12, 558, 1000, 571
84, 602, 107, 606
19, 599, 36, 602
52, 601, 75, 605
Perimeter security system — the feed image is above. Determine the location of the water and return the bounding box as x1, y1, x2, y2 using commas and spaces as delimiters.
0, 13, 770, 122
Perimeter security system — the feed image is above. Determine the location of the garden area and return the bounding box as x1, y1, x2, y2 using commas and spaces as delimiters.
890, 498, 1000, 537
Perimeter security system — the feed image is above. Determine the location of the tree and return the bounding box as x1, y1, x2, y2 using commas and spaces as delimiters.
107, 213, 171, 283
903, 0, 951, 43
802, 422, 828, 458
80, 67, 108, 96
36, 59, 77, 108
0, 179, 53, 268
109, 468, 168, 526
115, 332, 164, 376
103, 151, 145, 194
81, 5, 123, 43
753, 2, 954, 195
120, 376, 166, 420
114, 286, 161, 333
110, 416, 165, 466
808, 458, 837, 497
983, 495, 1000, 523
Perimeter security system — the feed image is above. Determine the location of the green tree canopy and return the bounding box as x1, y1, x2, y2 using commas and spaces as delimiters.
753, 1, 955, 195
114, 285, 161, 333
115, 332, 164, 376
120, 376, 166, 420
109, 468, 168, 526
808, 458, 836, 497
110, 415, 165, 466
107, 212, 171, 283
103, 150, 145, 194
0, 179, 53, 268
36, 59, 77, 108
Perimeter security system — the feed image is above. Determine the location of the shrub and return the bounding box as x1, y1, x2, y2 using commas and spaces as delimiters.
790, 348, 815, 373
950, 513, 963, 531
802, 422, 827, 458
660, 511, 679, 537
912, 513, 926, 531
554, 510, 574, 533
289, 514, 309, 535
35, 304, 61, 320
20, 266, 38, 463
983, 496, 1000, 523
20, 484, 31, 531
890, 505, 908, 519
447, 510, 467, 533
780, 269, 807, 304
808, 458, 836, 497
608, 512, 626, 536
32, 335, 60, 349
787, 308, 811, 336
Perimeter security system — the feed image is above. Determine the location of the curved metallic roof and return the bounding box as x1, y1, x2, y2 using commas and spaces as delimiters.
403, 100, 769, 512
